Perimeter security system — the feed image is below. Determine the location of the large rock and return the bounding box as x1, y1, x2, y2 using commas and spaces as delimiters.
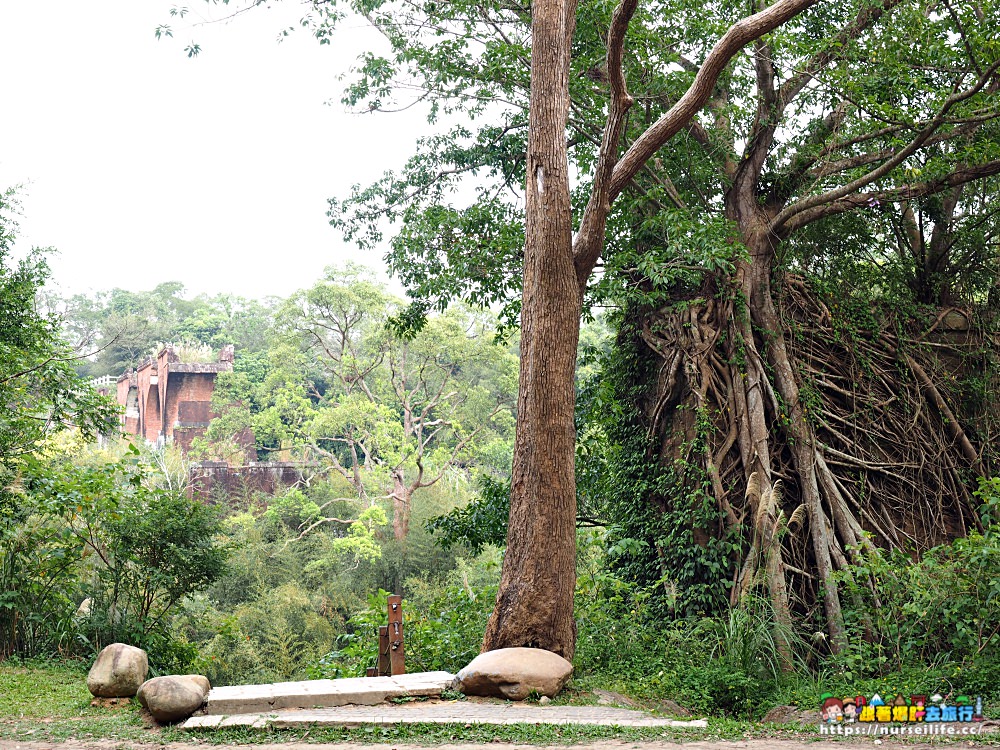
180, 674, 211, 696
456, 647, 573, 700
137, 675, 211, 724
87, 643, 149, 698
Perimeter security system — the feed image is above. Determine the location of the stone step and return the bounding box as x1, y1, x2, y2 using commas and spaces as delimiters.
202, 671, 456, 715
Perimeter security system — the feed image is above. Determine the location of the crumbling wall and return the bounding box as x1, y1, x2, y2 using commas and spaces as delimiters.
110, 344, 249, 457
187, 462, 305, 501
101, 344, 283, 498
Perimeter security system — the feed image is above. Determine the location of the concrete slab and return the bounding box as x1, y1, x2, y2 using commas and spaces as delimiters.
202, 671, 456, 715
204, 682, 275, 714
223, 714, 268, 729
184, 714, 270, 729
182, 715, 222, 729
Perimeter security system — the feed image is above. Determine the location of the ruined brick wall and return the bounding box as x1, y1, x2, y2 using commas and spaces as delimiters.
105, 345, 269, 491
187, 462, 305, 501
111, 345, 242, 454
162, 370, 218, 451
134, 361, 162, 444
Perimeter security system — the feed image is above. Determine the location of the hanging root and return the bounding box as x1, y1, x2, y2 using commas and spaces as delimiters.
630, 273, 990, 645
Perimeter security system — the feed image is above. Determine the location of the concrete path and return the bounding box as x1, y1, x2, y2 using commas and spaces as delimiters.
185, 671, 707, 732
182, 700, 708, 730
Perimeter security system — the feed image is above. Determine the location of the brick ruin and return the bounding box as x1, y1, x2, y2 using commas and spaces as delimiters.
98, 345, 302, 499
114, 344, 256, 456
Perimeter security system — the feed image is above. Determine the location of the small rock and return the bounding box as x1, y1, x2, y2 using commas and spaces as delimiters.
137, 675, 211, 724
654, 698, 691, 717
456, 647, 573, 701
593, 689, 642, 708
941, 310, 970, 331
539, 695, 552, 705
87, 643, 149, 698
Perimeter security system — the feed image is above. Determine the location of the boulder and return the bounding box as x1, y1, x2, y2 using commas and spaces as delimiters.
75, 598, 92, 619
87, 643, 149, 698
137, 675, 211, 724
180, 674, 211, 696
456, 647, 573, 700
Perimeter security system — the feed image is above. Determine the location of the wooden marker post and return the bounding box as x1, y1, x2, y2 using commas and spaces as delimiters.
387, 594, 405, 675
378, 625, 391, 676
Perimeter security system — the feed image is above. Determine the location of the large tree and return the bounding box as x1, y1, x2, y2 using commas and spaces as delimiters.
335, 0, 1000, 657
474, 0, 829, 657
317, 0, 824, 658
595, 0, 1000, 653
170, 0, 1000, 657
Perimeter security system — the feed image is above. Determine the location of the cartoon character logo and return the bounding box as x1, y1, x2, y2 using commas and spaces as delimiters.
842, 697, 857, 723
821, 696, 844, 723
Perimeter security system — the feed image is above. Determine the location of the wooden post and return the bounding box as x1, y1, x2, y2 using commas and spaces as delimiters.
387, 594, 404, 675
378, 625, 390, 676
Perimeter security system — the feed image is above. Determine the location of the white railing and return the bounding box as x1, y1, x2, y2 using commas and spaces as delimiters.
90, 374, 117, 388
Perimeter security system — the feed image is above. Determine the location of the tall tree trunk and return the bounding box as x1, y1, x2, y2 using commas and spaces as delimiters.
742, 237, 847, 652
728, 196, 847, 652
481, 0, 580, 659
391, 469, 410, 541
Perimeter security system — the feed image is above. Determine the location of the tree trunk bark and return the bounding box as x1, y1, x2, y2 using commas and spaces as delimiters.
391, 469, 410, 541
748, 248, 847, 652
731, 202, 847, 652
481, 0, 580, 660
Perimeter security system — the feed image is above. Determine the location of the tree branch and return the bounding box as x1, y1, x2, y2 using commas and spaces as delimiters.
737, 15, 779, 193
605, 0, 821, 203
574, 0, 819, 286
572, 0, 639, 289
781, 158, 1000, 232
772, 60, 1000, 233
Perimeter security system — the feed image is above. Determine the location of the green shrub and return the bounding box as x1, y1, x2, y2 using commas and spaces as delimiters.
955, 657, 1000, 700
0, 504, 81, 657
3, 448, 227, 669
574, 538, 798, 718
197, 582, 340, 685
310, 584, 494, 679
307, 552, 500, 679
832, 477, 1000, 677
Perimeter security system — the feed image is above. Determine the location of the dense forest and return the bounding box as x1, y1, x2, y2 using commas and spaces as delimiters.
3, 0, 1000, 720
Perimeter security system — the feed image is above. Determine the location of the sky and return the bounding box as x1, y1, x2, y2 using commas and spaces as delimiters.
0, 1, 430, 300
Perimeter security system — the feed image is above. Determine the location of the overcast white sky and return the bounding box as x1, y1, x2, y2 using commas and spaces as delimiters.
0, 1, 429, 300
